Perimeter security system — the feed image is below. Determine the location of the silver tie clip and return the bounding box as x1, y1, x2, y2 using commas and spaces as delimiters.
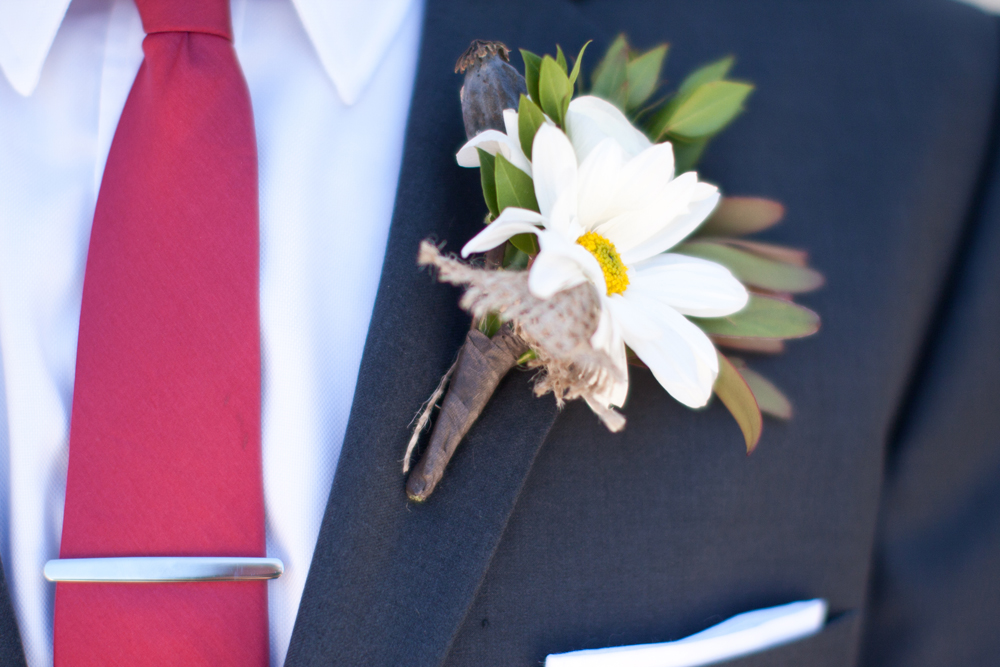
43, 557, 284, 583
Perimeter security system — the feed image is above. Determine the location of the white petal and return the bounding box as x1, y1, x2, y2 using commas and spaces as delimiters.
629, 253, 749, 317
456, 130, 508, 166
566, 95, 652, 162
595, 172, 699, 255
543, 229, 608, 293
548, 188, 586, 241
529, 229, 606, 298
611, 141, 676, 213
610, 293, 719, 408
528, 249, 589, 299
461, 208, 545, 256
605, 293, 661, 341
584, 396, 626, 432
503, 108, 520, 140
531, 124, 578, 221
620, 181, 720, 264
577, 138, 626, 229
590, 302, 630, 408
456, 129, 532, 176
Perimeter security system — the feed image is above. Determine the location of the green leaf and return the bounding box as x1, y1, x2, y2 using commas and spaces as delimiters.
644, 103, 673, 140
494, 153, 539, 212
662, 80, 753, 138
517, 94, 546, 160
646, 57, 734, 139
568, 40, 592, 88
591, 34, 629, 109
476, 148, 499, 218
520, 49, 542, 105
691, 295, 820, 340
677, 55, 734, 97
477, 311, 503, 338
714, 351, 762, 453
539, 55, 573, 126
676, 241, 824, 293
625, 44, 668, 111
555, 45, 568, 73
697, 197, 785, 236
502, 242, 531, 269
509, 232, 539, 255
736, 364, 793, 420
670, 135, 708, 173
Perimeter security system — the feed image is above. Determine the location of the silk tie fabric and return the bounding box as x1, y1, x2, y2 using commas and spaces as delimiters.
53, 0, 266, 664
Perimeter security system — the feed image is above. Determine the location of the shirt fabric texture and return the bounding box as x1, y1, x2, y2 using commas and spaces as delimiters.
0, 0, 423, 664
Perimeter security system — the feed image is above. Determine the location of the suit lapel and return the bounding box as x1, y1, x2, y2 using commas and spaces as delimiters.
0, 556, 27, 667
284, 1, 605, 665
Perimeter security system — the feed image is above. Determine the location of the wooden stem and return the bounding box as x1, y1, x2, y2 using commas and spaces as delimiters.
406, 326, 528, 502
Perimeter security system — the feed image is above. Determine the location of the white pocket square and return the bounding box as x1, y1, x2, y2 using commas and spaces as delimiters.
545, 599, 828, 667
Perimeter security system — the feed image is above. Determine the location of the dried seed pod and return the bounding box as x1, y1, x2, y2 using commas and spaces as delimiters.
456, 40, 527, 139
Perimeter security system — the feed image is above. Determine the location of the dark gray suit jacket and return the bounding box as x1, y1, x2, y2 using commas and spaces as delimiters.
2, 0, 998, 665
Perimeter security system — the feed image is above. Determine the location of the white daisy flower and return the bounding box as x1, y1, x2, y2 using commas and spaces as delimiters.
456, 108, 533, 175
458, 100, 749, 413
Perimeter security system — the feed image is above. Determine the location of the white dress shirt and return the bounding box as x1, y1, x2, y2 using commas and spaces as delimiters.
0, 0, 423, 665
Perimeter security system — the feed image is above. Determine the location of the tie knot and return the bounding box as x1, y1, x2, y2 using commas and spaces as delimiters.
135, 0, 232, 40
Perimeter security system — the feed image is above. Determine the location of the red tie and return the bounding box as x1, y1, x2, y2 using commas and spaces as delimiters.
54, 0, 266, 664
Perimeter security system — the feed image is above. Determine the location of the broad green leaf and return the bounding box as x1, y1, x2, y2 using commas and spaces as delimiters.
677, 55, 734, 97
520, 49, 542, 105
646, 58, 733, 139
676, 241, 824, 293
591, 34, 629, 109
555, 45, 568, 73
714, 351, 762, 452
509, 232, 539, 255
517, 94, 546, 160
476, 148, 499, 218
692, 295, 820, 339
539, 55, 573, 126
737, 364, 793, 420
625, 44, 668, 111
670, 135, 708, 173
697, 197, 785, 236
663, 80, 753, 138
568, 40, 592, 88
502, 242, 531, 270
494, 153, 539, 212
644, 102, 673, 140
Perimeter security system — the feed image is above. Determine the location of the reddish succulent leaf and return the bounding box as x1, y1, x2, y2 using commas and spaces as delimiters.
693, 295, 820, 340
718, 238, 810, 267
698, 197, 785, 237
725, 357, 792, 420
711, 335, 785, 354
714, 352, 762, 453
739, 366, 793, 420
677, 241, 824, 294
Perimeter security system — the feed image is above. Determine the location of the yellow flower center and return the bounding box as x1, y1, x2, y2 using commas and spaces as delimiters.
576, 231, 630, 295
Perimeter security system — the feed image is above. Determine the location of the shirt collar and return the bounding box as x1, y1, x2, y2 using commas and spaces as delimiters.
289, 0, 416, 105
0, 0, 73, 96
0, 0, 417, 103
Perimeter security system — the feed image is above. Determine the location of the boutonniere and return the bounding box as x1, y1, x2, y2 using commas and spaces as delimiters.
404, 38, 822, 501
